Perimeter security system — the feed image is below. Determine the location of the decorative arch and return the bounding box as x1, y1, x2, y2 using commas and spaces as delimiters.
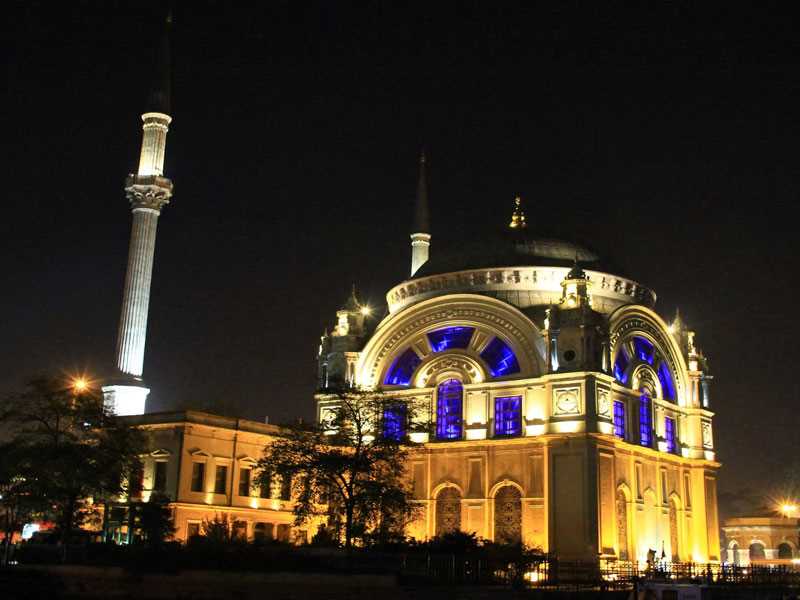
749, 542, 766, 561
493, 485, 522, 544
609, 305, 689, 406
668, 494, 682, 561
778, 541, 795, 559
434, 485, 462, 536
616, 486, 631, 561
488, 478, 525, 499
356, 294, 546, 389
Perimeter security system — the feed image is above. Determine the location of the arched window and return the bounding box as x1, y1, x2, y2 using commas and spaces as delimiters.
779, 543, 793, 559
427, 326, 474, 353
749, 542, 766, 561
384, 348, 422, 386
436, 379, 463, 440
494, 486, 522, 544
614, 335, 677, 404
480, 337, 520, 377
435, 487, 462, 535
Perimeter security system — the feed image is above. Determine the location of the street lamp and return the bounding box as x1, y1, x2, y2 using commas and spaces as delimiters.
780, 503, 798, 518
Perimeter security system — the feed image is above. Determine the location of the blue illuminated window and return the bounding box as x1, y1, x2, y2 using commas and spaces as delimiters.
427, 326, 475, 353
494, 396, 522, 437
436, 379, 463, 440
633, 336, 655, 365
613, 349, 630, 384
664, 416, 677, 453
383, 404, 407, 441
639, 395, 652, 447
384, 348, 422, 386
657, 361, 676, 402
613, 400, 626, 439
480, 337, 520, 377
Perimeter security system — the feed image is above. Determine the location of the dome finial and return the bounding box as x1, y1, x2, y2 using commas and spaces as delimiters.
509, 195, 527, 229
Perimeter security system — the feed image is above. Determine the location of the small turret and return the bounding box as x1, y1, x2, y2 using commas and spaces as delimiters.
317, 286, 370, 390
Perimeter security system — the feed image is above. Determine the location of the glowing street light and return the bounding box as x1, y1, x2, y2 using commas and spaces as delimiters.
780, 502, 798, 518
360, 305, 372, 317
72, 377, 89, 393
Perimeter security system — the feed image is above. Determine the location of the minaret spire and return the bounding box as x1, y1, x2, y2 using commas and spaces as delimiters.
103, 14, 174, 416
410, 149, 431, 276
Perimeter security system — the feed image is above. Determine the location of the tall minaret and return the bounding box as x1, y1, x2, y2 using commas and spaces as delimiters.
410, 150, 431, 276
103, 17, 173, 416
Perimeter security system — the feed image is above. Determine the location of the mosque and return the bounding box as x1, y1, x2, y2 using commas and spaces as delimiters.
102, 24, 720, 562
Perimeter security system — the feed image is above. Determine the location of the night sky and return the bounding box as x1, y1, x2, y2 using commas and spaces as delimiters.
4, 1, 800, 516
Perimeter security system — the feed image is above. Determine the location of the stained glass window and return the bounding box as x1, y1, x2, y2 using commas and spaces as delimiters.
657, 361, 676, 402
480, 337, 520, 377
436, 379, 463, 440
384, 348, 422, 386
613, 349, 630, 384
665, 416, 677, 453
613, 400, 626, 439
494, 396, 522, 437
427, 326, 475, 353
383, 403, 407, 441
633, 336, 655, 365
639, 395, 652, 447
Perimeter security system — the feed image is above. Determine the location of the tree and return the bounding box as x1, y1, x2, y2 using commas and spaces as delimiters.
0, 376, 145, 551
132, 493, 175, 547
256, 389, 422, 550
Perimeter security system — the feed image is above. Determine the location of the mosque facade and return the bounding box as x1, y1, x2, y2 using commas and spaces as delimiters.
316, 156, 720, 562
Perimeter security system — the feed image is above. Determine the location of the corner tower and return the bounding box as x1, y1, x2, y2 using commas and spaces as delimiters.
410, 150, 431, 276
103, 17, 174, 416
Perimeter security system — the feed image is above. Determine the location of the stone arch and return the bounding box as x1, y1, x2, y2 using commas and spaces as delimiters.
434, 485, 462, 536
749, 542, 766, 561
778, 542, 794, 559
493, 485, 522, 545
729, 541, 740, 565
609, 305, 689, 407
356, 294, 546, 389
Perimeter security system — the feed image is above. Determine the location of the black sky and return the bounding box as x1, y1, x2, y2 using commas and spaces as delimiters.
4, 1, 800, 515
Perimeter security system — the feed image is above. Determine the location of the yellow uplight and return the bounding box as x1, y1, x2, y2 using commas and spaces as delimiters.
72, 377, 89, 393
360, 305, 372, 316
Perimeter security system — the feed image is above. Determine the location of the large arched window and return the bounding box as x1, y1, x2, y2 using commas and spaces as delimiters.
436, 379, 463, 440
613, 335, 676, 403
427, 326, 474, 353
383, 348, 422, 386
480, 337, 520, 377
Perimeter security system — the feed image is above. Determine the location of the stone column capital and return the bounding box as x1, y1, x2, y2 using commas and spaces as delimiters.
124, 174, 173, 212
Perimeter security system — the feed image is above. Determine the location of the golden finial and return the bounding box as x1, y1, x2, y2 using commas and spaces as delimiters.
509, 195, 527, 229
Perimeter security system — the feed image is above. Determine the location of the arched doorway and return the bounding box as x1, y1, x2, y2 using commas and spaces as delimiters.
749, 542, 766, 561
493, 486, 522, 544
435, 487, 462, 536
729, 543, 739, 565
668, 498, 680, 561
778, 543, 793, 559
616, 489, 629, 560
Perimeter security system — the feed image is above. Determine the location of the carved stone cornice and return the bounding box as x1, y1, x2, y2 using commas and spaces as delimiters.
125, 174, 173, 212
417, 354, 485, 387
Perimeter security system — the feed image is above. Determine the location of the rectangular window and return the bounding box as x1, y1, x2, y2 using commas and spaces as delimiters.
130, 463, 144, 497
664, 416, 677, 453
186, 521, 201, 540
613, 400, 626, 439
661, 469, 668, 504
214, 465, 228, 494
280, 475, 292, 500
153, 461, 167, 492
191, 462, 205, 492
494, 395, 522, 436
232, 520, 248, 541
383, 403, 407, 441
238, 468, 251, 497
639, 396, 652, 447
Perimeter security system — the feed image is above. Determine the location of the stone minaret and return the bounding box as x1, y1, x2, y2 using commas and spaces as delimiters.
410, 150, 431, 276
103, 18, 173, 416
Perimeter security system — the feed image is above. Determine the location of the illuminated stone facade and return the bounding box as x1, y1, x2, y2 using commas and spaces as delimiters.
110, 411, 312, 544
722, 517, 800, 565
317, 215, 720, 562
